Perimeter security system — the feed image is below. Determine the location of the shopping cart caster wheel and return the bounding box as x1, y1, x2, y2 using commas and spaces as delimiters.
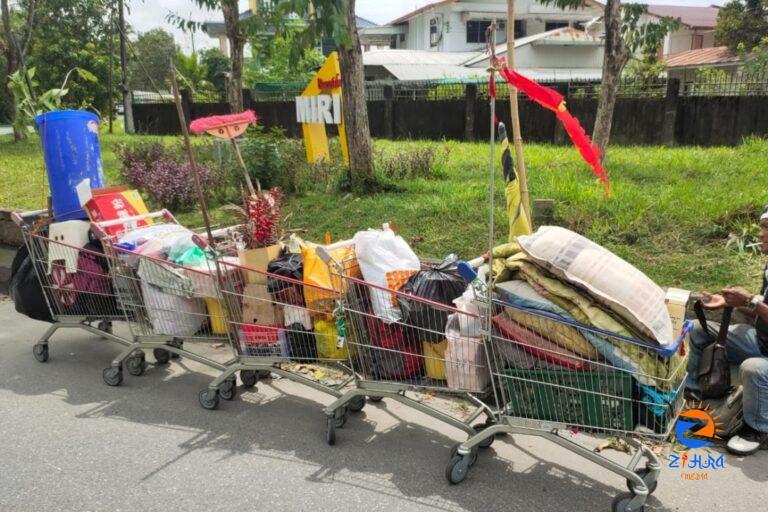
449, 443, 478, 467
347, 396, 366, 412
612, 493, 644, 512
198, 389, 219, 410
97, 321, 113, 335
240, 370, 258, 388
626, 468, 658, 496
333, 407, 348, 428
445, 454, 472, 485
126, 354, 146, 377
32, 344, 49, 363
472, 423, 495, 449
102, 367, 123, 387
219, 378, 237, 401
257, 370, 273, 379
153, 348, 171, 365
367, 396, 384, 403
326, 416, 337, 446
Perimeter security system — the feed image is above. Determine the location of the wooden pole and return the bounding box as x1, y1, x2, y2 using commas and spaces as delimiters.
108, 1, 114, 134
170, 66, 216, 249
118, 0, 134, 133
506, 0, 531, 222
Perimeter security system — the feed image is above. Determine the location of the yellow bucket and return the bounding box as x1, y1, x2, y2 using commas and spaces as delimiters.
423, 340, 448, 380
205, 298, 228, 335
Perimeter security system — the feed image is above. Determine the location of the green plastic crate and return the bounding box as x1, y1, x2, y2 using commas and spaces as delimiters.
500, 369, 634, 431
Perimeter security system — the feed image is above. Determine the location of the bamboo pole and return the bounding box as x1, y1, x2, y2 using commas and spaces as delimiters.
506, 0, 531, 222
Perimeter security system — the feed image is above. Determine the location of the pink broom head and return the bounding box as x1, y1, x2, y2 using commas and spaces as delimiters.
189, 110, 258, 136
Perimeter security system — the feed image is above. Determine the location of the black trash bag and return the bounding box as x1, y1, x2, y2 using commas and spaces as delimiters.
10, 244, 54, 323
398, 255, 466, 343
267, 252, 304, 306
285, 323, 317, 362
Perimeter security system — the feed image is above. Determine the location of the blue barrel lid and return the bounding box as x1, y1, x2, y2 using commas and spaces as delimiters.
35, 109, 99, 126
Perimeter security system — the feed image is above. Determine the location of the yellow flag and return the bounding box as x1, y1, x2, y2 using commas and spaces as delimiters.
499, 123, 531, 241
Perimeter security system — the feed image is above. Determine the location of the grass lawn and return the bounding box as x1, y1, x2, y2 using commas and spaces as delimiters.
1, 131, 766, 292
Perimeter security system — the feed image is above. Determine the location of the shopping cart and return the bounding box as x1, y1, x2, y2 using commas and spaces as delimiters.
197, 257, 357, 411
318, 244, 498, 446
444, 262, 690, 512
93, 210, 245, 389
12, 209, 132, 363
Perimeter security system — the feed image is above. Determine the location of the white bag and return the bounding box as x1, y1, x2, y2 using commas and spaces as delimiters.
353, 225, 420, 323
518, 226, 673, 345
445, 314, 489, 392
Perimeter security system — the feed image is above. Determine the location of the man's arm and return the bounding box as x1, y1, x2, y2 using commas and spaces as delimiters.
755, 300, 768, 324
721, 287, 762, 322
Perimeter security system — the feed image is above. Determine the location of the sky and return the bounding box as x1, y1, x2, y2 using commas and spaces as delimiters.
129, 0, 729, 53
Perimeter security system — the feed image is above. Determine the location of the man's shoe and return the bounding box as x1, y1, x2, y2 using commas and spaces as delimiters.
726, 425, 768, 456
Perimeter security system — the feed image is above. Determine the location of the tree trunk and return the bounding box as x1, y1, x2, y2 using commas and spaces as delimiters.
338, 0, 374, 190
592, 0, 628, 156
1, 0, 25, 141
223, 1, 244, 112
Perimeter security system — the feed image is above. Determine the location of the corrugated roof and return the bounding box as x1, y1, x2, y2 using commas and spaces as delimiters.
664, 46, 741, 68
369, 63, 603, 81
646, 5, 719, 29
389, 0, 457, 25
364, 49, 478, 66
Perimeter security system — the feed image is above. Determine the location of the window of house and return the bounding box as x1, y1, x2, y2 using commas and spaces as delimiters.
691, 34, 704, 50
545, 21, 570, 31
430, 18, 439, 47
514, 20, 526, 37
466, 20, 491, 43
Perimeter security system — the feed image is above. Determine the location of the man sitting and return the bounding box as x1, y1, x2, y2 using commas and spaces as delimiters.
685, 207, 768, 456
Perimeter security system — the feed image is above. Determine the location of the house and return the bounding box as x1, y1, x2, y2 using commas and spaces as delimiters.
644, 5, 720, 57
360, 0, 604, 53
664, 46, 743, 81
204, 0, 382, 56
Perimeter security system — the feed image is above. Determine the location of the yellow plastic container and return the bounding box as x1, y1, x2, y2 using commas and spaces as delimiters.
314, 319, 349, 360
205, 298, 228, 335
423, 339, 448, 380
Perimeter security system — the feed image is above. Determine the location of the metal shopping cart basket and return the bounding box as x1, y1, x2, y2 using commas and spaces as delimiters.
196, 257, 358, 411
445, 262, 691, 512
12, 209, 132, 363
318, 243, 498, 446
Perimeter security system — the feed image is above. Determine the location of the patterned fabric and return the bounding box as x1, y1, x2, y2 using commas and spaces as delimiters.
385, 270, 417, 306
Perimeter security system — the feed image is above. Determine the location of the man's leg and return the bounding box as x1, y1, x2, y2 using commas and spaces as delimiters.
686, 322, 762, 391
727, 357, 768, 455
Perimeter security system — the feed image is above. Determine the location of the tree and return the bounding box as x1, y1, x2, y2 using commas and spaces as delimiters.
539, 1, 678, 156
200, 47, 230, 94
175, 51, 217, 93
244, 29, 324, 84
715, 0, 768, 52
277, 0, 375, 190
2, 0, 37, 140
128, 28, 177, 91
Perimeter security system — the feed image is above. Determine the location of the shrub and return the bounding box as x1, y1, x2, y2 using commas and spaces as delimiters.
120, 142, 224, 211
238, 127, 285, 189
375, 146, 449, 180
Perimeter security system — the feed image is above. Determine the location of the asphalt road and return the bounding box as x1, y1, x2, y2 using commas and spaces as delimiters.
1, 303, 765, 512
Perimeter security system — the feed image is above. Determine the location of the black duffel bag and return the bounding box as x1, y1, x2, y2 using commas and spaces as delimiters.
10, 244, 53, 323
694, 300, 733, 399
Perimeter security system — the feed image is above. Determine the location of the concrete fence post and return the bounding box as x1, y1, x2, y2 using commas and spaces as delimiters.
464, 83, 477, 141
661, 78, 680, 147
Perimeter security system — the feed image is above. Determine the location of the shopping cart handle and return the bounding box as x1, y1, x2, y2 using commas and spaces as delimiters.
316, 247, 332, 264
457, 261, 479, 283
11, 209, 48, 227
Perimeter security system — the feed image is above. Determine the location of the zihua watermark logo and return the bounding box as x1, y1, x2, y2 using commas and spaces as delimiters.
668, 402, 727, 480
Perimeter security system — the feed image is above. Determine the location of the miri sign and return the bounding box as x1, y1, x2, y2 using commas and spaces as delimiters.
295, 51, 349, 165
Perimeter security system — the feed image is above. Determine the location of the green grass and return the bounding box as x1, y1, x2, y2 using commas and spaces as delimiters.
2, 132, 767, 292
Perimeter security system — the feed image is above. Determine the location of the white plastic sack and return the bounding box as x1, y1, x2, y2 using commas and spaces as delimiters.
518, 226, 673, 345
445, 314, 489, 392
353, 226, 420, 323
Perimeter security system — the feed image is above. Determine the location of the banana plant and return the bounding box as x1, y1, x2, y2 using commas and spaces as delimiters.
7, 66, 97, 133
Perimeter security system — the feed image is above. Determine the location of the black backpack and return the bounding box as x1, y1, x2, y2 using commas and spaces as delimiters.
10, 244, 54, 323
694, 300, 733, 399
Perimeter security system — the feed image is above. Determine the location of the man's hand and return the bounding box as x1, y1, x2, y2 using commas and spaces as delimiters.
701, 291, 726, 309
721, 287, 753, 308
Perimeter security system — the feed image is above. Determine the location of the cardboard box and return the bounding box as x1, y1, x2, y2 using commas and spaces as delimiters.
665, 287, 691, 341
238, 244, 282, 284
241, 284, 282, 326
85, 189, 152, 235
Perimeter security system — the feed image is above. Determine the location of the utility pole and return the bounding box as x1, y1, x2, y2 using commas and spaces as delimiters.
118, 0, 134, 134
108, 1, 114, 133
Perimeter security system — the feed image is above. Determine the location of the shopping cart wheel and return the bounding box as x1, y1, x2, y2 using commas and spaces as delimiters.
333, 407, 348, 428
257, 370, 273, 379
198, 389, 220, 410
32, 344, 49, 363
449, 443, 478, 467
126, 354, 147, 377
347, 396, 366, 412
472, 422, 495, 449
97, 321, 113, 335
626, 468, 658, 496
153, 348, 171, 365
367, 396, 384, 403
102, 367, 123, 387
611, 493, 644, 512
326, 416, 337, 446
240, 370, 258, 388
219, 378, 237, 401
445, 453, 472, 485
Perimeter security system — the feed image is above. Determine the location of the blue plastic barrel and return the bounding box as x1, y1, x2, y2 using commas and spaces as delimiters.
35, 110, 105, 221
